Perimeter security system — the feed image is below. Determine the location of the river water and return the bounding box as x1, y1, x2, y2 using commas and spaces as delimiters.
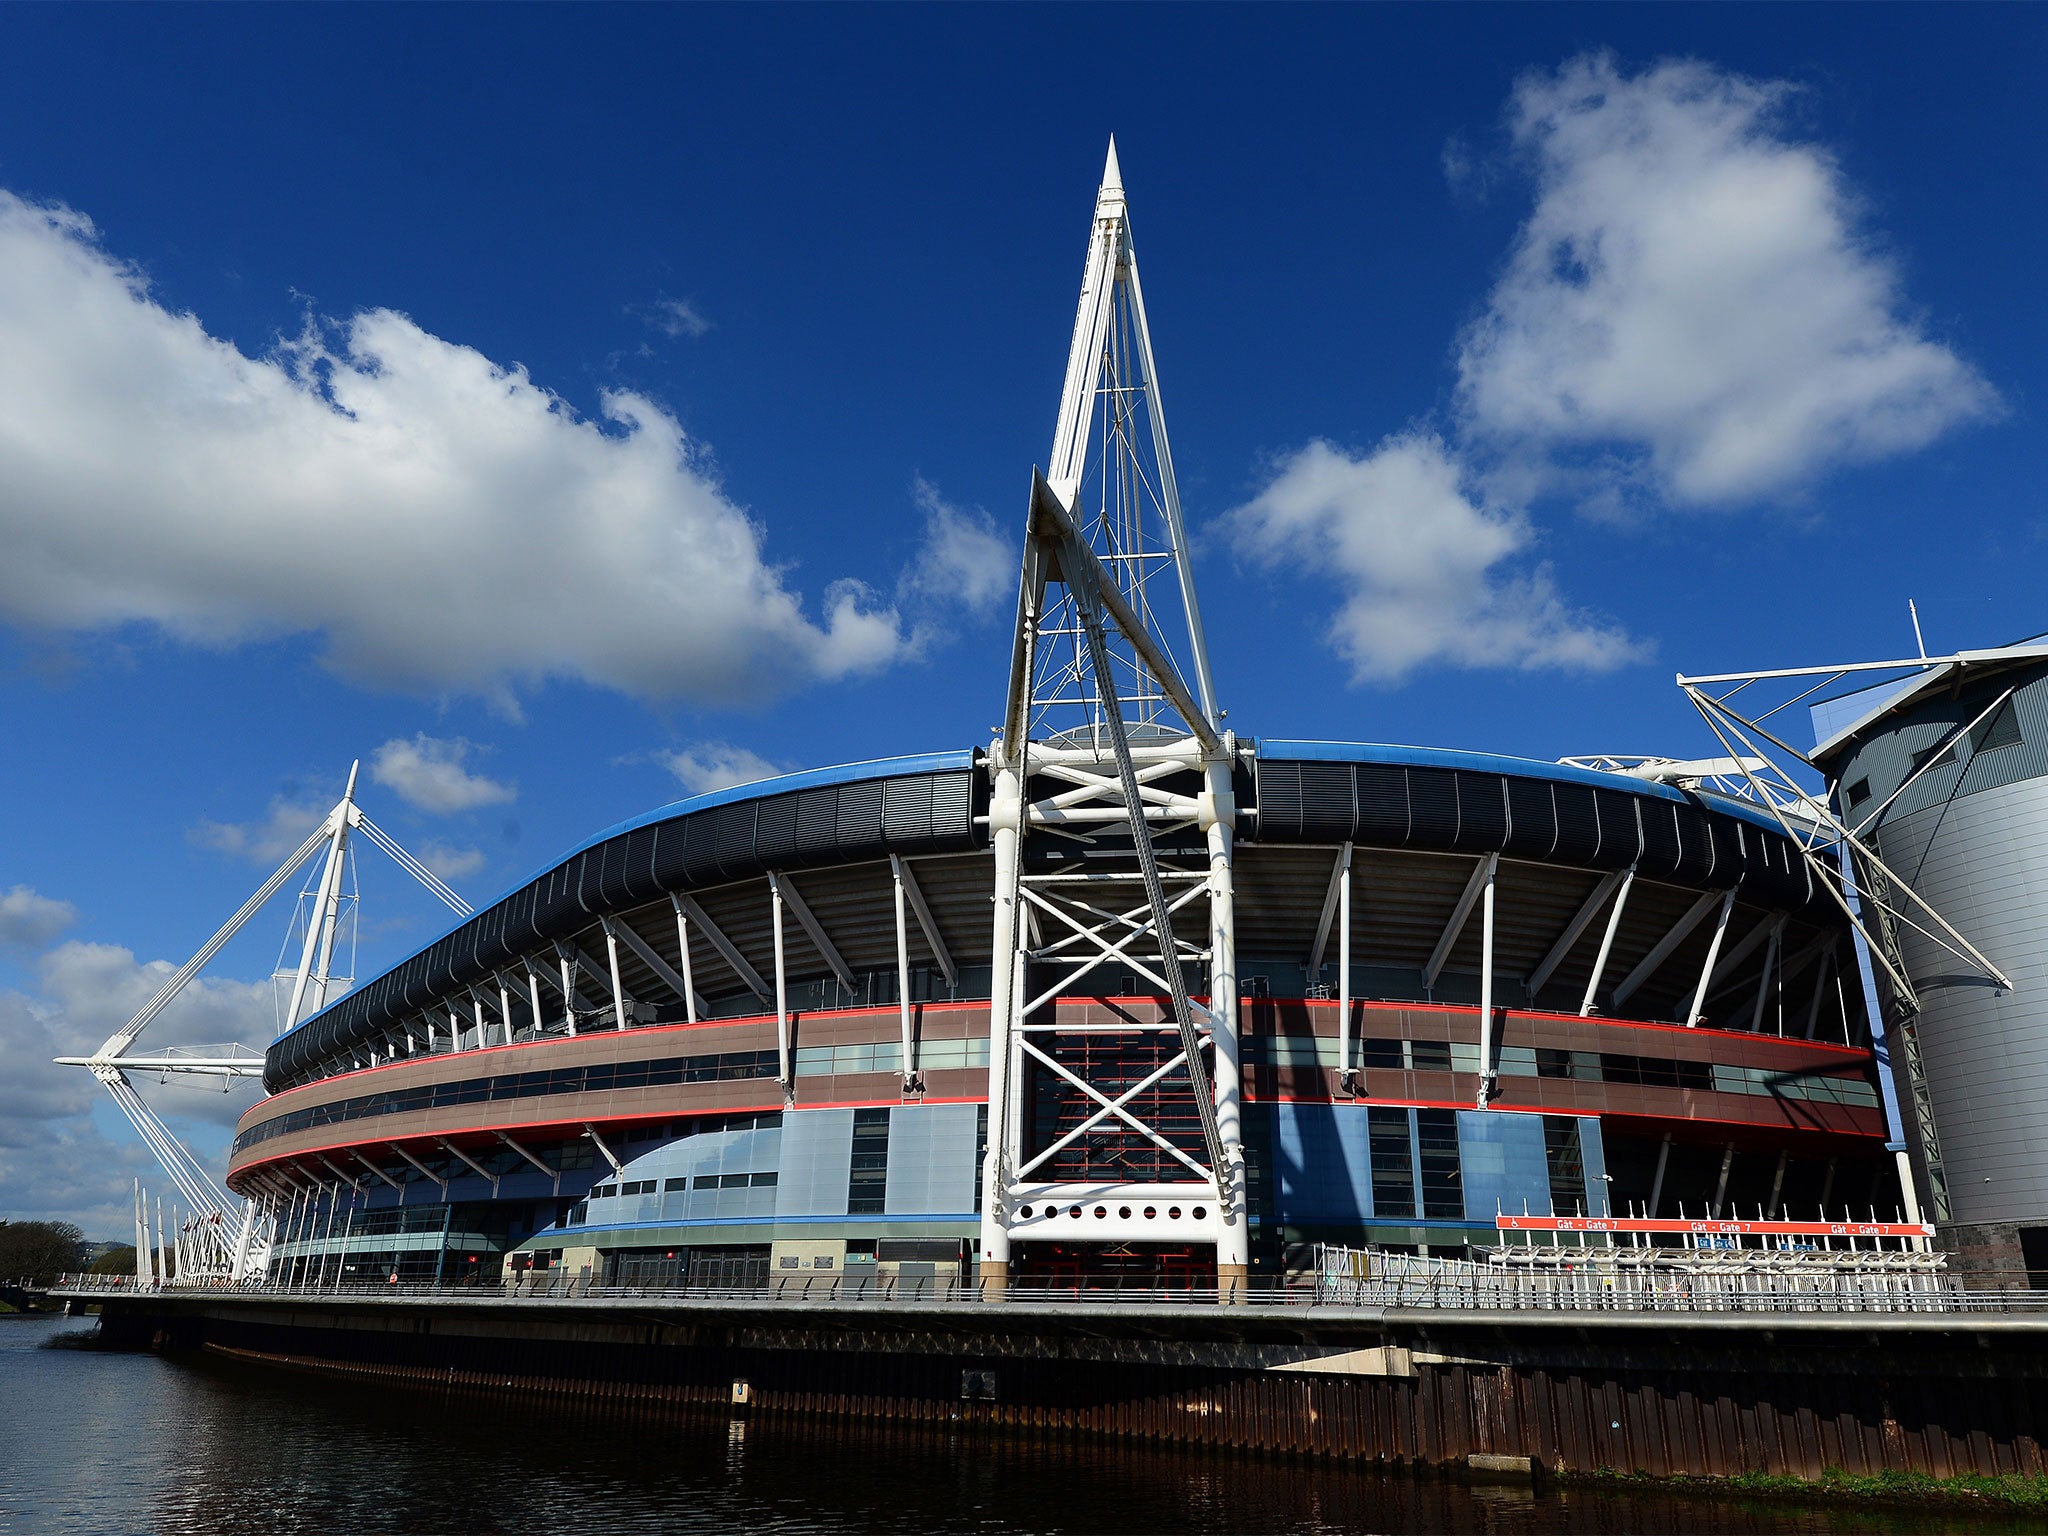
0, 1314, 2011, 1535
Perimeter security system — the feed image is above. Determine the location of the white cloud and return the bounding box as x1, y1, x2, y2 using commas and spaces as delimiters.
0, 885, 77, 948
1226, 435, 1641, 683
899, 478, 1012, 617
416, 841, 487, 882
190, 794, 329, 865
661, 743, 787, 795
1458, 53, 1999, 506
639, 296, 712, 340
0, 937, 272, 1235
0, 192, 904, 704
37, 939, 276, 1060
370, 734, 516, 814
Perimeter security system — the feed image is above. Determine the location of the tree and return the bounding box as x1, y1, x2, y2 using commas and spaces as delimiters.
0, 1220, 89, 1286
87, 1245, 139, 1276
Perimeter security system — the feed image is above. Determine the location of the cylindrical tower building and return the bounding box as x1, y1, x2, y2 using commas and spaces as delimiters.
1812, 644, 2048, 1285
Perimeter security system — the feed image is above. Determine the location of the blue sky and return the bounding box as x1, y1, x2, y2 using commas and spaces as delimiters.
1, 5, 2040, 1236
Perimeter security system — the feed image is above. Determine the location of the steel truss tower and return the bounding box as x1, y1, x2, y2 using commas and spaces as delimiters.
979, 142, 1248, 1293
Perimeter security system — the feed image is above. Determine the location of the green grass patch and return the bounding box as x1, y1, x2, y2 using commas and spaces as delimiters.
1578, 1464, 2048, 1511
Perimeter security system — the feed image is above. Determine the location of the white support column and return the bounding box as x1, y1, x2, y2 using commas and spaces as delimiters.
1334, 844, 1355, 1093
1476, 856, 1498, 1109
671, 895, 700, 1025
133, 1181, 149, 1285
1580, 868, 1636, 1016
448, 1006, 465, 1052
1686, 890, 1740, 1027
978, 762, 1024, 1291
769, 873, 791, 1103
558, 951, 578, 1037
526, 970, 546, 1037
890, 855, 917, 1091
601, 917, 629, 1031
1203, 749, 1247, 1286
497, 982, 513, 1046
1749, 917, 1784, 1033
1306, 842, 1352, 979
1894, 1148, 1926, 1239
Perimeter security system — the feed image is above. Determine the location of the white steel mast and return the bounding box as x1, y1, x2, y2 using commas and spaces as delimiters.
980, 141, 1247, 1295
54, 762, 473, 1279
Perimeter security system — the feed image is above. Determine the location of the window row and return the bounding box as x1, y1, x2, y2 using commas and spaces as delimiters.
234, 1050, 782, 1152
1248, 1036, 1877, 1107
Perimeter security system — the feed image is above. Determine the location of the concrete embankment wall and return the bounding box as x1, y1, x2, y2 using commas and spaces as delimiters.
95, 1294, 2048, 1483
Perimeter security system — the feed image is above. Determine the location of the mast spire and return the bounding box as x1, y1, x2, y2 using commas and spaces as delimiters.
980, 146, 1247, 1295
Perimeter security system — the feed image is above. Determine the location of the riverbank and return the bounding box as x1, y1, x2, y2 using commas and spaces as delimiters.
1577, 1466, 2048, 1517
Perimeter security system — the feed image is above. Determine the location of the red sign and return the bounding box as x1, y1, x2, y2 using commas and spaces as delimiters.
1495, 1215, 1932, 1238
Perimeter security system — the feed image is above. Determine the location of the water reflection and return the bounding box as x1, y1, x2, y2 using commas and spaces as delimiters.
0, 1317, 1996, 1535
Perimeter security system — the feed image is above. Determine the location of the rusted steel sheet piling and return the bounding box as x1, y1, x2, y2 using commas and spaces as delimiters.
92, 1293, 2048, 1482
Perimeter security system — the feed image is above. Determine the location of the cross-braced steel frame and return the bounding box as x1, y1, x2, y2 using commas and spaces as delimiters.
979, 144, 1248, 1290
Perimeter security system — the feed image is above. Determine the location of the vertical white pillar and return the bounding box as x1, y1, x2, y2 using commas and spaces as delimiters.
133, 1181, 149, 1286
1476, 855, 1498, 1109
559, 954, 578, 1037
448, 1007, 464, 1052
1336, 844, 1354, 1092
770, 874, 791, 1103
1687, 890, 1739, 1027
890, 856, 916, 1090
1203, 749, 1247, 1281
527, 971, 545, 1038
671, 896, 699, 1025
978, 763, 1023, 1288
498, 983, 513, 1046
1749, 919, 1783, 1034
603, 921, 629, 1032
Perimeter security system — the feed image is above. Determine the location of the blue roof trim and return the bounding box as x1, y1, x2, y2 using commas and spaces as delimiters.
279, 748, 977, 1046
1252, 738, 1789, 836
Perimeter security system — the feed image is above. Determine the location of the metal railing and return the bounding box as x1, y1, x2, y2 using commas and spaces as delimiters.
51, 1267, 2048, 1316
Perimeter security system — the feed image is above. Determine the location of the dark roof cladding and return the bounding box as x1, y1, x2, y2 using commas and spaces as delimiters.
264, 742, 1826, 1092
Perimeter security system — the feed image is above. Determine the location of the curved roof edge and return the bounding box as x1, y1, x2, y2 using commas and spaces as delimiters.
1253, 738, 1789, 837
277, 749, 975, 1049
271, 737, 1808, 1082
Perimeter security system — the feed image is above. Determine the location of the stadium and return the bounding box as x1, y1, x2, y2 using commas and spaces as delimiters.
227, 738, 1894, 1290
135, 142, 1968, 1296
